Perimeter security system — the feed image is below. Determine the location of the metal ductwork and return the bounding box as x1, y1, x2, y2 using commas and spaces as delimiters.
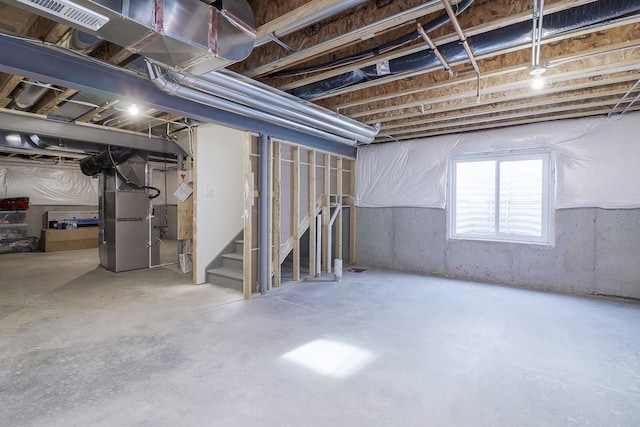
8, 0, 256, 75
146, 61, 380, 145
13, 81, 50, 110
0, 109, 185, 155
0, 130, 104, 157
61, 30, 103, 53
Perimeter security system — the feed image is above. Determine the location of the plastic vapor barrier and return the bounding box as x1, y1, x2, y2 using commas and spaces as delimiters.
0, 164, 98, 206
356, 112, 640, 209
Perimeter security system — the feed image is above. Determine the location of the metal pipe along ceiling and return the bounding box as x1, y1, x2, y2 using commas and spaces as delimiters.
14, 81, 50, 110
183, 68, 378, 141
146, 62, 379, 145
440, 0, 479, 74
146, 62, 375, 146
169, 70, 370, 143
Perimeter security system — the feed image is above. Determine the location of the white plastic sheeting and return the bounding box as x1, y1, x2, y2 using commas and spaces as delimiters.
356, 112, 640, 209
0, 164, 98, 205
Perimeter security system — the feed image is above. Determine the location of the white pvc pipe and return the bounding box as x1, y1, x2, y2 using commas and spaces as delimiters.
316, 213, 322, 277
327, 226, 331, 274
334, 259, 343, 282
147, 163, 153, 268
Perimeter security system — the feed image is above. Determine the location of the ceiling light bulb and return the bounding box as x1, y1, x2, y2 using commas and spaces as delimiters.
128, 104, 140, 115
531, 76, 545, 90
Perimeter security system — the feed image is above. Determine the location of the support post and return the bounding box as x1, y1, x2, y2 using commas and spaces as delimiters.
350, 159, 357, 265
177, 153, 185, 259
267, 140, 273, 290
336, 158, 343, 261
259, 133, 270, 296
316, 213, 322, 277
243, 134, 253, 299
272, 141, 282, 287
322, 154, 330, 273
292, 146, 300, 281
308, 150, 316, 277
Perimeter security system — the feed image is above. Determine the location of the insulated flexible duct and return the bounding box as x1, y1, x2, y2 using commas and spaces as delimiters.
146, 62, 379, 145
270, 0, 474, 78
80, 147, 135, 176
290, 0, 640, 99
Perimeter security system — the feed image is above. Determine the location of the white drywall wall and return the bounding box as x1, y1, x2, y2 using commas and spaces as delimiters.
193, 124, 245, 284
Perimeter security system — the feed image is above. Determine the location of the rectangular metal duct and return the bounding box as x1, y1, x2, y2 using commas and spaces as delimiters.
9, 0, 256, 74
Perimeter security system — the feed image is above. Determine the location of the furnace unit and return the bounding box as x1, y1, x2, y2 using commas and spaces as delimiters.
81, 148, 160, 272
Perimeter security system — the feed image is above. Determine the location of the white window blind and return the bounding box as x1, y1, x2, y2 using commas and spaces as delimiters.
449, 150, 553, 245
454, 160, 495, 235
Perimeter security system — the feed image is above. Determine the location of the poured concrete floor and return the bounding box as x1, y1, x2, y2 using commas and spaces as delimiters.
1, 249, 640, 426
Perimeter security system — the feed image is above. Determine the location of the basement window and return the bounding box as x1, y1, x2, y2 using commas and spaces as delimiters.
448, 149, 554, 245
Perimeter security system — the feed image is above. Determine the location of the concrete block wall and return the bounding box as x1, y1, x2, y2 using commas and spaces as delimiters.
356, 207, 640, 299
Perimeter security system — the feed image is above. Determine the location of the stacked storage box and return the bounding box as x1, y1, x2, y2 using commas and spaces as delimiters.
0, 197, 38, 254
0, 210, 28, 239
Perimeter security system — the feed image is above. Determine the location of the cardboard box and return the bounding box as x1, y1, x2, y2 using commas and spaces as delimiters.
41, 227, 99, 252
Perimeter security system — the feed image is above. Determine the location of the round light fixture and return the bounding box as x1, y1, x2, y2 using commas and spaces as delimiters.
529, 65, 547, 76
128, 104, 140, 115
531, 75, 545, 90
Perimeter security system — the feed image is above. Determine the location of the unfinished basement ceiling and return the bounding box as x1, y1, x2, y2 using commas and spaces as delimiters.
0, 0, 638, 154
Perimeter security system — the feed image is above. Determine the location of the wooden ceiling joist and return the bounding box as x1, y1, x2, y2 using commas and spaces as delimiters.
274, 0, 598, 92
365, 69, 640, 127
317, 20, 640, 114
387, 105, 640, 141
338, 37, 640, 120
243, 0, 450, 78
355, 62, 640, 124
380, 81, 640, 132
381, 94, 634, 138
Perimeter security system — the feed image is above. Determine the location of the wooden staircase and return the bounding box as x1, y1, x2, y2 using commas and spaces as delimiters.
206, 240, 244, 292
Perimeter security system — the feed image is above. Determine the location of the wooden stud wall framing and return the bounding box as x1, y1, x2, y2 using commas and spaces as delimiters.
251, 137, 355, 288
322, 154, 330, 273
177, 156, 193, 241
292, 147, 300, 282
191, 136, 199, 285
308, 150, 317, 277
272, 141, 282, 288
267, 139, 273, 291
336, 158, 343, 262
